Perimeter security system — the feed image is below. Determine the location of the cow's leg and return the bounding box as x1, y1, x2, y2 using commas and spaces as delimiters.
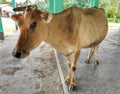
65, 55, 72, 85
94, 45, 99, 65
69, 50, 80, 91
85, 47, 95, 63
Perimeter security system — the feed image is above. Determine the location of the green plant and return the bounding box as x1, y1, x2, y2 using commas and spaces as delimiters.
108, 18, 120, 23
99, 0, 120, 22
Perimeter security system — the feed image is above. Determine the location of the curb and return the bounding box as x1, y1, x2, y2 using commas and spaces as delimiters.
54, 49, 69, 94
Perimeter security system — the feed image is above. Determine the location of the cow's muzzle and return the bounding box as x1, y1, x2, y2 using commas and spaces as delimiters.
12, 49, 30, 58
12, 51, 22, 58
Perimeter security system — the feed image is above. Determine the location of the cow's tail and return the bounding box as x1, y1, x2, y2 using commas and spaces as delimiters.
92, 6, 105, 14
99, 8, 105, 14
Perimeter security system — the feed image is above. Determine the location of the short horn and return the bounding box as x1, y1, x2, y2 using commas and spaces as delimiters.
13, 5, 31, 12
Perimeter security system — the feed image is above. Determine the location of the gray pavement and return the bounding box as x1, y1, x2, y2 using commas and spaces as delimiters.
0, 32, 63, 94
57, 29, 120, 94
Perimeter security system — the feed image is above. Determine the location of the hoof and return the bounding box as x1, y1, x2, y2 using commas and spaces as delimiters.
94, 60, 99, 65
84, 58, 90, 64
65, 78, 71, 85
69, 84, 76, 91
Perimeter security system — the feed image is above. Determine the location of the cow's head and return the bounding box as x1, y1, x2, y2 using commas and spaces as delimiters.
12, 5, 53, 58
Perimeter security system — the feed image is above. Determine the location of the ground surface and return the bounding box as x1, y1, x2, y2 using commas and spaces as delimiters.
0, 32, 63, 94
57, 28, 120, 94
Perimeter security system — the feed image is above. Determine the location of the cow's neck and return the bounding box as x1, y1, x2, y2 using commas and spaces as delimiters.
45, 8, 73, 43
44, 9, 75, 55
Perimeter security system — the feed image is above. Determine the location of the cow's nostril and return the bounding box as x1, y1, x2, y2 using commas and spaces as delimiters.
12, 51, 22, 58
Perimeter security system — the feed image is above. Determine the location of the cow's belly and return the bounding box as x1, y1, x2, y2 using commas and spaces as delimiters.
81, 30, 107, 48
51, 43, 74, 56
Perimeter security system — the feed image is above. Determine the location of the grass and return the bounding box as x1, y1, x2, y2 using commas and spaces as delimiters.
108, 18, 120, 23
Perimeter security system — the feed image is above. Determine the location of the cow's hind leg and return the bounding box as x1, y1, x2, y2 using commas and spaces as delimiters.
69, 50, 80, 91
94, 45, 99, 65
85, 45, 99, 65
85, 47, 95, 63
65, 55, 72, 85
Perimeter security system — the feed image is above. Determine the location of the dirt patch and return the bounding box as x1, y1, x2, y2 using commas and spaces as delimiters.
34, 69, 45, 78
0, 67, 23, 75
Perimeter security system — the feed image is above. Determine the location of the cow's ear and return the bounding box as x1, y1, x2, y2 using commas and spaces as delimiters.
40, 13, 53, 23
11, 14, 21, 22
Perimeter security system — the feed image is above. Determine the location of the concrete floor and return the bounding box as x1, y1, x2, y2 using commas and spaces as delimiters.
0, 32, 63, 94
57, 29, 120, 94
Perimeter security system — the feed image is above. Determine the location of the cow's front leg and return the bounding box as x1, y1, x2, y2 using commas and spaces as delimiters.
69, 50, 80, 91
65, 55, 72, 85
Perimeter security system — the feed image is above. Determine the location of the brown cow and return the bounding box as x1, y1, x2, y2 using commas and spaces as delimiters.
11, 5, 108, 91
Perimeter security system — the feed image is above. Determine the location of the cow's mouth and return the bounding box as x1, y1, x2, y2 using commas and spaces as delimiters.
12, 50, 30, 59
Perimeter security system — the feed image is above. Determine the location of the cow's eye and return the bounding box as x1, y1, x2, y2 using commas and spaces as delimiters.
30, 22, 37, 29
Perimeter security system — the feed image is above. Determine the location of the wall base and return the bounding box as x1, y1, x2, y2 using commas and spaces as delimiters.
0, 32, 5, 40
